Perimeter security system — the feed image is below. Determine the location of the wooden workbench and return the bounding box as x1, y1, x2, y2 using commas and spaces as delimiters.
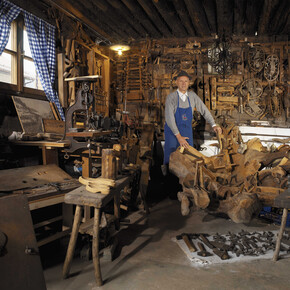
11, 140, 70, 165
63, 174, 134, 286
0, 164, 79, 247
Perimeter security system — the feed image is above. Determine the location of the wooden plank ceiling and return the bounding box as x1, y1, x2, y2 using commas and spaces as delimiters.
12, 0, 290, 43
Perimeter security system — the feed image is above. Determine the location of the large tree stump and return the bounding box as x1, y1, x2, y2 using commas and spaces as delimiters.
217, 192, 262, 224
169, 141, 288, 223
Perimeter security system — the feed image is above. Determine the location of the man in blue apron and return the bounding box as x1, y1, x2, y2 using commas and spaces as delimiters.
164, 70, 221, 166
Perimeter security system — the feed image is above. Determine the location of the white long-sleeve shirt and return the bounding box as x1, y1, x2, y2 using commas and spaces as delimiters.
165, 90, 216, 136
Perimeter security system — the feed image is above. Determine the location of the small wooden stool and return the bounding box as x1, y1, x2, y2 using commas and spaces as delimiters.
273, 184, 290, 262
62, 175, 132, 286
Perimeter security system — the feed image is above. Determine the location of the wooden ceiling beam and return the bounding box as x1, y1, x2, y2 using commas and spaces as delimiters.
233, 0, 247, 35
83, 0, 131, 41
106, 0, 149, 38
10, 0, 54, 25
43, 0, 113, 41
215, 0, 234, 36
172, 0, 196, 36
152, 0, 187, 37
201, 0, 217, 35
268, 0, 289, 35
244, 0, 263, 36
258, 0, 280, 36
136, 0, 172, 38
121, 0, 162, 38
66, 0, 124, 41
91, 0, 140, 40
281, 16, 290, 35
184, 0, 211, 37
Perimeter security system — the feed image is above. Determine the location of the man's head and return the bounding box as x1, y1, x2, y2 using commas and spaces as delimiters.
174, 70, 191, 94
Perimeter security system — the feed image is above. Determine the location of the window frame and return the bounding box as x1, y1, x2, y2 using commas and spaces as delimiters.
0, 16, 46, 99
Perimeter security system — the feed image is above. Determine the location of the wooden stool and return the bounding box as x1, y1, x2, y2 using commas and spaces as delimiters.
62, 175, 132, 286
273, 184, 290, 262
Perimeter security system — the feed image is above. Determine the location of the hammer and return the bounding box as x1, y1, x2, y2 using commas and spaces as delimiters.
197, 242, 212, 257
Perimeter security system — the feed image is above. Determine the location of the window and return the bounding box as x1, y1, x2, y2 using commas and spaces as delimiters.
0, 18, 44, 95
0, 22, 17, 84
23, 28, 43, 90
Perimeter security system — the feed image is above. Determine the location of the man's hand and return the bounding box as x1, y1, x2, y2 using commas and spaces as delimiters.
176, 133, 189, 148
213, 125, 222, 135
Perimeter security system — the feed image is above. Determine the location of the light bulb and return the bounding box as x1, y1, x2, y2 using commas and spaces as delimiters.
118, 50, 122, 56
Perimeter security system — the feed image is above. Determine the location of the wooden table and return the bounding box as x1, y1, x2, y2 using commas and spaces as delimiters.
12, 140, 70, 165
62, 175, 133, 286
273, 180, 290, 261
0, 164, 78, 247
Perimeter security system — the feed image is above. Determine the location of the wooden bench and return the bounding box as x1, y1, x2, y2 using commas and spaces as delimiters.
62, 175, 133, 286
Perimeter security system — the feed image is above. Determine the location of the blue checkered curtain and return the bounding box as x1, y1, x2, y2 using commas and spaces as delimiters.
24, 12, 65, 120
0, 0, 21, 55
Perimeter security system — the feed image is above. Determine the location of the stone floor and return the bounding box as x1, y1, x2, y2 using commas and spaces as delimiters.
44, 198, 290, 290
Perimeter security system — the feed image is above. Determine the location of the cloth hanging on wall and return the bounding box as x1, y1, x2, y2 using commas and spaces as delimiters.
0, 0, 64, 120
0, 0, 21, 54
24, 12, 64, 120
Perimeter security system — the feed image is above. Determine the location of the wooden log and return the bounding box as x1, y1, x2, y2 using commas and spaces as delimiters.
280, 159, 290, 174
181, 145, 212, 164
184, 186, 210, 209
169, 134, 289, 224
101, 149, 117, 180
254, 186, 285, 206
258, 167, 287, 187
217, 192, 262, 224
177, 192, 191, 216
169, 150, 197, 180
244, 149, 290, 168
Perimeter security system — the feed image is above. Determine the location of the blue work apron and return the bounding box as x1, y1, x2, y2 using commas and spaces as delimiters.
164, 92, 193, 164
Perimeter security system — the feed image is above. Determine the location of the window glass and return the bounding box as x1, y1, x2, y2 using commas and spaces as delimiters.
23, 29, 32, 58
6, 29, 13, 50
0, 52, 14, 84
24, 58, 43, 90
6, 24, 16, 51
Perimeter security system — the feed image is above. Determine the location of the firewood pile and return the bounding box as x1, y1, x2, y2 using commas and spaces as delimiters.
169, 124, 290, 223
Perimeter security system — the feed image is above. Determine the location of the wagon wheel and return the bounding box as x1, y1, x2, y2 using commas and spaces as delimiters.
208, 41, 232, 77
239, 79, 265, 118
248, 47, 265, 72
264, 54, 279, 81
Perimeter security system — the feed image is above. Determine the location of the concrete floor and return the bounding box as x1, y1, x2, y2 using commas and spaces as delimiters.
44, 198, 290, 290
